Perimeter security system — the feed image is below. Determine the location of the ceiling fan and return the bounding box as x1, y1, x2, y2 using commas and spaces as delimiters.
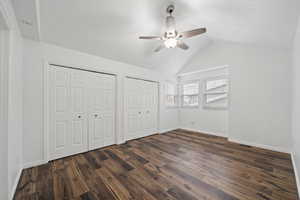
139, 5, 207, 52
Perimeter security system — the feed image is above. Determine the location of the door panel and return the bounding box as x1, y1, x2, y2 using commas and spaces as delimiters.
49, 66, 116, 159
49, 66, 71, 159
104, 90, 114, 110
87, 72, 116, 150
72, 119, 84, 145
49, 66, 88, 160
69, 70, 88, 154
71, 87, 84, 112
102, 113, 115, 146
127, 110, 142, 140
125, 79, 143, 140
55, 121, 67, 150
91, 114, 104, 142
55, 87, 68, 112
143, 82, 158, 136
125, 78, 158, 140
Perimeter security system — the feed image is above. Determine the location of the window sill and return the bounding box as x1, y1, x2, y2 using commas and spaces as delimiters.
166, 106, 179, 109
181, 106, 199, 109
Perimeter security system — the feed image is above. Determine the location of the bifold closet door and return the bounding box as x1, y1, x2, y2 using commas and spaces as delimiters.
125, 78, 158, 140
142, 81, 158, 135
49, 66, 116, 160
49, 66, 88, 160
87, 72, 116, 151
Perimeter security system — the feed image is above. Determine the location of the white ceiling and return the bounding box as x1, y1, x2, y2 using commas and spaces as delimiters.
0, 11, 7, 30
13, 0, 300, 74
12, 0, 40, 40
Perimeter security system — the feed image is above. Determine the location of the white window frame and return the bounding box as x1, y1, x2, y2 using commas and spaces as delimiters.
180, 82, 200, 108
164, 82, 178, 108
203, 76, 229, 109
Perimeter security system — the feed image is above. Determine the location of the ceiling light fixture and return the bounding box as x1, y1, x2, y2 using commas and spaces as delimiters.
139, 5, 207, 52
164, 38, 178, 48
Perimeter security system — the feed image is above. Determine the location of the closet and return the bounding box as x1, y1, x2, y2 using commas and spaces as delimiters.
124, 77, 158, 140
48, 65, 116, 160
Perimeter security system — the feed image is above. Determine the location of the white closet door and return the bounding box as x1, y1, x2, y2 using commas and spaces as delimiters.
87, 72, 116, 150
125, 78, 158, 140
125, 78, 144, 140
69, 70, 88, 154
49, 66, 88, 160
142, 81, 158, 136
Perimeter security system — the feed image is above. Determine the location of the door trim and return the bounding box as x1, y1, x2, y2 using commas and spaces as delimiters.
123, 76, 160, 142
50, 63, 116, 76
0, 30, 9, 144
125, 76, 158, 83
43, 62, 118, 162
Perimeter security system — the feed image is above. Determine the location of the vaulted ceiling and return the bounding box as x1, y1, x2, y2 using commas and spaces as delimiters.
12, 0, 300, 74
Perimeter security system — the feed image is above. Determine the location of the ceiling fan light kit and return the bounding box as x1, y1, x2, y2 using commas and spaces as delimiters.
164, 38, 177, 48
139, 5, 207, 52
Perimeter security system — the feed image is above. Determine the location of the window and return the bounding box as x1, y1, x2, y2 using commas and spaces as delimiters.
203, 77, 228, 109
181, 82, 199, 107
165, 83, 178, 107
206, 79, 227, 91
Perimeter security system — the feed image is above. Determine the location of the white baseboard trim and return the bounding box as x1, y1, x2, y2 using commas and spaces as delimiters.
159, 128, 179, 134
180, 127, 228, 138
23, 160, 47, 169
179, 128, 291, 154
291, 153, 300, 194
117, 140, 126, 145
228, 138, 291, 154
10, 167, 22, 200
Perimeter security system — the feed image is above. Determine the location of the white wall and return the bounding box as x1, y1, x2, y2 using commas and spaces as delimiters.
22, 39, 179, 167
0, 29, 9, 200
0, 0, 23, 199
292, 17, 300, 191
178, 68, 229, 137
22, 39, 44, 165
180, 41, 292, 152
7, 28, 23, 200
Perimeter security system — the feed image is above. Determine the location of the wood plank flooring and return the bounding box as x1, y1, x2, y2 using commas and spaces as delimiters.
14, 129, 299, 200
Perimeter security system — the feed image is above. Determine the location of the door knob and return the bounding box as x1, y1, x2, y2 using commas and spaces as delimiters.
138, 112, 141, 114
78, 115, 81, 118
94, 114, 98, 118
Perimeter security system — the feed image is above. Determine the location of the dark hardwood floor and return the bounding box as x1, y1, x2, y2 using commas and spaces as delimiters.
14, 129, 299, 200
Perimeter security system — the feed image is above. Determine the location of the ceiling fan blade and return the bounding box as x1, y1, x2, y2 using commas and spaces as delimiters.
177, 41, 189, 50
180, 28, 206, 38
154, 45, 165, 52
139, 36, 162, 40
